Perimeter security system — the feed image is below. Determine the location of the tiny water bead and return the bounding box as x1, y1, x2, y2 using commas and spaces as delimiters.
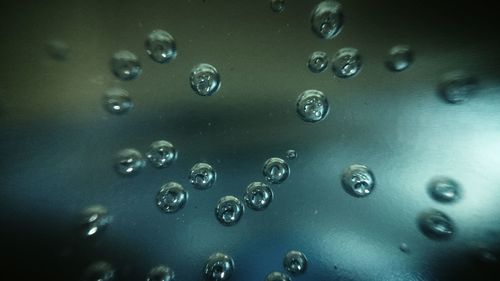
111, 50, 142, 81
418, 209, 455, 240
283, 251, 308, 275
190, 63, 221, 96
84, 261, 115, 281
146, 140, 178, 168
341, 164, 375, 197
80, 205, 112, 237
428, 177, 461, 203
307, 51, 328, 73
156, 182, 188, 213
286, 149, 297, 160
386, 45, 413, 72
399, 243, 410, 254
215, 195, 244, 226
438, 71, 478, 104
243, 182, 274, 211
103, 87, 133, 114
115, 148, 145, 176
203, 252, 234, 281
331, 48, 362, 78
270, 0, 285, 13
46, 39, 70, 61
310, 1, 343, 39
296, 89, 329, 123
145, 29, 177, 63
263, 157, 290, 184
189, 163, 217, 189
265, 272, 291, 281
146, 265, 175, 281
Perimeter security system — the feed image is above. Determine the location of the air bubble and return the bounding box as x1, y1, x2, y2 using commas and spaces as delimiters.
332, 48, 362, 78
111, 50, 142, 81
265, 272, 291, 281
84, 261, 115, 281
146, 265, 175, 281
146, 140, 178, 168
283, 250, 308, 275
215, 196, 244, 226
418, 209, 455, 240
310, 1, 343, 39
189, 163, 217, 190
438, 71, 478, 104
103, 87, 133, 114
341, 164, 375, 197
399, 243, 410, 254
243, 182, 273, 211
263, 157, 290, 184
46, 39, 70, 61
145, 30, 177, 63
270, 0, 285, 13
114, 148, 145, 176
203, 252, 234, 281
296, 89, 329, 123
307, 51, 328, 73
386, 45, 413, 72
156, 182, 188, 213
190, 63, 221, 96
80, 205, 112, 237
427, 177, 461, 203
286, 149, 297, 160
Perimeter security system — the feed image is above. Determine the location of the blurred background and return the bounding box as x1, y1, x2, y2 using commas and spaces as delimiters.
1, 0, 500, 280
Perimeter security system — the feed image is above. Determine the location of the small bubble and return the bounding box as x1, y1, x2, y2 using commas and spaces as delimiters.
296, 89, 329, 123
270, 0, 285, 13
84, 261, 115, 281
243, 182, 274, 211
80, 205, 112, 237
418, 209, 455, 240
146, 140, 178, 168
111, 50, 142, 81
283, 250, 308, 275
399, 243, 410, 254
156, 182, 188, 213
286, 149, 297, 160
203, 252, 234, 281
190, 63, 221, 96
145, 30, 177, 63
146, 265, 175, 281
103, 87, 133, 114
46, 39, 70, 61
332, 48, 362, 78
263, 157, 290, 184
115, 148, 145, 176
341, 164, 375, 197
427, 177, 461, 203
307, 51, 328, 73
310, 1, 343, 39
265, 272, 291, 281
189, 163, 217, 190
386, 45, 413, 72
215, 195, 244, 226
438, 71, 478, 104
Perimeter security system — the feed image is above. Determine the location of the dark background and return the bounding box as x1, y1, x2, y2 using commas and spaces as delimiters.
1, 0, 500, 280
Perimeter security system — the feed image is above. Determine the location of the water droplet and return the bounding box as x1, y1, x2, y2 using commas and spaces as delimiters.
190, 63, 221, 96
386, 45, 413, 72
399, 243, 410, 254
243, 182, 273, 211
296, 89, 329, 123
146, 140, 178, 168
265, 272, 291, 281
438, 71, 478, 104
103, 87, 133, 114
145, 30, 177, 63
428, 177, 461, 203
46, 39, 70, 61
286, 149, 297, 160
418, 209, 455, 240
331, 48, 362, 78
84, 261, 115, 281
215, 196, 244, 226
156, 182, 188, 213
189, 163, 216, 189
263, 157, 290, 184
341, 164, 375, 197
307, 51, 328, 73
270, 0, 285, 13
114, 148, 145, 176
146, 265, 175, 281
203, 252, 234, 281
283, 250, 308, 275
310, 1, 343, 39
80, 205, 112, 237
111, 50, 142, 81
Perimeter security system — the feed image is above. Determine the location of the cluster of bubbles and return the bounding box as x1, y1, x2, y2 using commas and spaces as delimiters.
115, 140, 177, 176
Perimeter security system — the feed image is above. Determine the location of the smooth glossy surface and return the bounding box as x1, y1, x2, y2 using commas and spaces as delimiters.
243, 182, 274, 211
203, 253, 234, 281
146, 140, 178, 168
215, 196, 244, 226
263, 157, 290, 184
103, 87, 133, 114
145, 29, 177, 63
156, 182, 188, 213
